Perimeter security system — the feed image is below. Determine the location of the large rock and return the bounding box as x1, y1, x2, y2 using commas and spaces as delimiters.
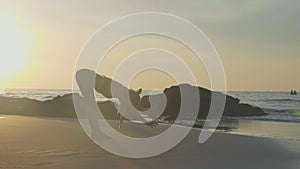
0, 94, 119, 119
141, 84, 266, 120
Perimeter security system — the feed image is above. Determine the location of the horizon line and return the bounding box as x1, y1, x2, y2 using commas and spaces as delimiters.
0, 87, 297, 93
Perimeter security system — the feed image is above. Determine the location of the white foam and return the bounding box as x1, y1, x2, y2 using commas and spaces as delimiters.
0, 89, 4, 95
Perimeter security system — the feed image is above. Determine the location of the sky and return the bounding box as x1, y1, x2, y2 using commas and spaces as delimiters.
0, 0, 299, 91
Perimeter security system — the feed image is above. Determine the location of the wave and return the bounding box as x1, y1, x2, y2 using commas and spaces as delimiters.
291, 110, 300, 117
257, 98, 300, 103
262, 107, 299, 114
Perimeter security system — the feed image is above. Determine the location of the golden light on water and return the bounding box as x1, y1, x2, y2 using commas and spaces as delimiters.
0, 12, 31, 80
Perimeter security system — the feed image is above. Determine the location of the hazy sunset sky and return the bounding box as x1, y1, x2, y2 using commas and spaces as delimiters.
0, 0, 299, 91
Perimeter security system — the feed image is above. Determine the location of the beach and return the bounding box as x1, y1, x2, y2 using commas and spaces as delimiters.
1, 0, 299, 168
0, 115, 299, 169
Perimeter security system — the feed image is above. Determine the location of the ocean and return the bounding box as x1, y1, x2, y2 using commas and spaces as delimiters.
228, 91, 300, 123
0, 89, 299, 123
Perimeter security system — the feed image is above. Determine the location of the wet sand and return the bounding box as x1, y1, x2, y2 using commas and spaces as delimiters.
0, 115, 299, 169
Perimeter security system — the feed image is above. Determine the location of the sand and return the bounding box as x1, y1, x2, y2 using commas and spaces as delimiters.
0, 115, 299, 169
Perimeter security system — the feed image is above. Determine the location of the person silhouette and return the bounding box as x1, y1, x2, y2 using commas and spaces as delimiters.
76, 69, 158, 131
290, 90, 297, 95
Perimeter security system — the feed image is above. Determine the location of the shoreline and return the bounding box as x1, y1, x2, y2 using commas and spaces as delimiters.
0, 115, 299, 169
1, 113, 300, 142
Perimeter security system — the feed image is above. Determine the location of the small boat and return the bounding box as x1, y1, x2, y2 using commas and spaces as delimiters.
290, 90, 297, 95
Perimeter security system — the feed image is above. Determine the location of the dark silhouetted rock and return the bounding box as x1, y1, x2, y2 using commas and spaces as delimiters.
0, 94, 119, 119
141, 84, 266, 120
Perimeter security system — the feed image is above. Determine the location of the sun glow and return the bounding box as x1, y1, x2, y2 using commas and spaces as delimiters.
0, 12, 31, 79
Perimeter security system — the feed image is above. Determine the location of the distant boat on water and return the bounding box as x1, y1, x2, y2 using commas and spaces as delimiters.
290, 90, 297, 95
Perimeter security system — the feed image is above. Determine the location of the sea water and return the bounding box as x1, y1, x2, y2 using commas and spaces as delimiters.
227, 91, 300, 123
